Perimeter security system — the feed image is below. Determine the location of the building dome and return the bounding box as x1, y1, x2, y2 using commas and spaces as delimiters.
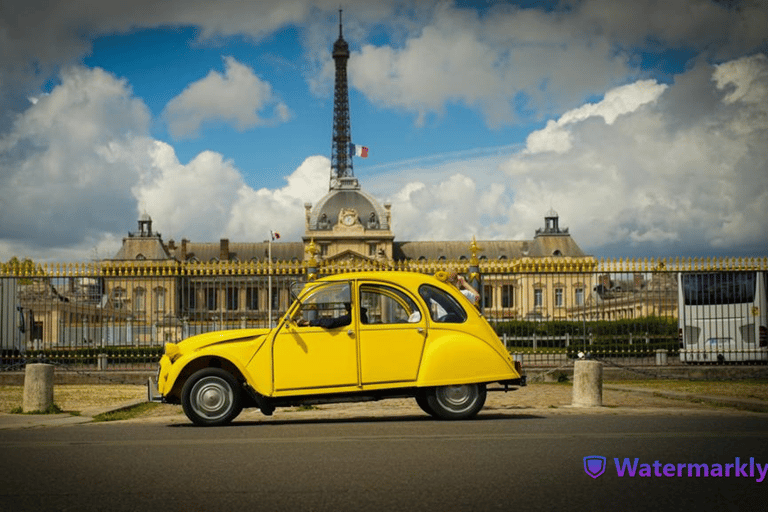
309, 187, 389, 231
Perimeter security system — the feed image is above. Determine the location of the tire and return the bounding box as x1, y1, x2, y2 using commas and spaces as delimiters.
181, 368, 243, 426
425, 383, 486, 420
415, 391, 437, 417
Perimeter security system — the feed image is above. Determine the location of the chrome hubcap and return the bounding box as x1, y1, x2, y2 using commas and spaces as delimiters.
191, 376, 233, 420
436, 385, 477, 412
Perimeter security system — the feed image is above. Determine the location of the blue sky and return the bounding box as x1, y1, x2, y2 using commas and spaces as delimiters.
1, 0, 767, 262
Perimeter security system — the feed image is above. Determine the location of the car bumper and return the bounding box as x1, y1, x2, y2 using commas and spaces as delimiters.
147, 376, 164, 403
497, 375, 527, 387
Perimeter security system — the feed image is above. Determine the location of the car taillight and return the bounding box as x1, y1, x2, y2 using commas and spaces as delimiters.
760, 326, 767, 348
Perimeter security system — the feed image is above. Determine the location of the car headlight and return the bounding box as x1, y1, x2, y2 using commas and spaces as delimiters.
164, 342, 181, 362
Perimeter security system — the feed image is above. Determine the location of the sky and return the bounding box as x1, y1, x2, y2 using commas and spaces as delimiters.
1, 0, 767, 263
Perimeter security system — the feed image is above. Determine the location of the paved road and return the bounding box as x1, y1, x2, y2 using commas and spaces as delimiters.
1, 413, 766, 511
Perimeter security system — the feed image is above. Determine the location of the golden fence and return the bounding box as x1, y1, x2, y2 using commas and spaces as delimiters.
3, 255, 767, 278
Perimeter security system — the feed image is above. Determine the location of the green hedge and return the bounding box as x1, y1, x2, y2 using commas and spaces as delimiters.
25, 347, 163, 365
494, 316, 679, 357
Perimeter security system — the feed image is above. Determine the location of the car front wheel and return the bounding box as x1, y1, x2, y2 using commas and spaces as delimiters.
425, 383, 486, 420
181, 368, 243, 426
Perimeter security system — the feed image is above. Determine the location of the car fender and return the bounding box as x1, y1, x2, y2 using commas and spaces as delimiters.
160, 340, 262, 399
417, 329, 519, 387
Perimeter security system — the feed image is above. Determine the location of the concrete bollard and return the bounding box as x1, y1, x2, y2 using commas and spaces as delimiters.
23, 363, 55, 413
572, 360, 602, 407
655, 349, 668, 366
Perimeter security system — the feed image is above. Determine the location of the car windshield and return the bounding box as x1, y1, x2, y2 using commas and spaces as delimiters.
418, 284, 467, 323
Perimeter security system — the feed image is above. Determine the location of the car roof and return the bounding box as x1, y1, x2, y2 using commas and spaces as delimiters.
316, 271, 441, 287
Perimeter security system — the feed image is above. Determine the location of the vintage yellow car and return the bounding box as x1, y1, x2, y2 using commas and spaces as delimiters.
149, 271, 525, 426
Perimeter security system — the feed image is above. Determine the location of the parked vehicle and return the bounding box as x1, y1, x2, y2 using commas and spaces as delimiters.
149, 271, 525, 426
678, 271, 768, 363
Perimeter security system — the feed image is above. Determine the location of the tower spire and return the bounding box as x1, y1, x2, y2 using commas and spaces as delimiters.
330, 8, 358, 190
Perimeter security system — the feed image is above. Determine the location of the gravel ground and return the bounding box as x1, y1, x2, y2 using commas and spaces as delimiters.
2, 382, 761, 419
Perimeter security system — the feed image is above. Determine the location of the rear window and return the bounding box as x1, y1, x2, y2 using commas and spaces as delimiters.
418, 284, 467, 323
681, 272, 756, 305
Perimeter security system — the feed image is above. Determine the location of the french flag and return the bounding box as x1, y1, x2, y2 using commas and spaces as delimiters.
350, 144, 369, 158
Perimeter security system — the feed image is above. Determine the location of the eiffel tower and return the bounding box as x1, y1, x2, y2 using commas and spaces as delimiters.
329, 9, 358, 191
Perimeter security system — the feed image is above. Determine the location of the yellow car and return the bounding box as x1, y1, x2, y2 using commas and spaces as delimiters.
149, 271, 525, 426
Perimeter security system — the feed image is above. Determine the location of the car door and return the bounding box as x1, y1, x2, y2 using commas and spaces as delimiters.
272, 281, 359, 392
357, 282, 427, 385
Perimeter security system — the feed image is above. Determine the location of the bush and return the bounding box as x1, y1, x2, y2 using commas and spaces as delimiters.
24, 347, 164, 365
494, 316, 679, 357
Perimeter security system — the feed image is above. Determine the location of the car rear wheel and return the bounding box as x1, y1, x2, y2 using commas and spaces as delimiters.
415, 392, 436, 417
425, 383, 486, 420
182, 368, 243, 426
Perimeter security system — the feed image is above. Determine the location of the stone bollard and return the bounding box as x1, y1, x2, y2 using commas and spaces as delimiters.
572, 360, 602, 407
98, 353, 108, 371
23, 363, 55, 413
655, 349, 668, 366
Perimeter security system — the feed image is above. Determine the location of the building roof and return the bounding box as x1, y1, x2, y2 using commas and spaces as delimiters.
112, 235, 171, 261
308, 185, 389, 232
393, 235, 585, 261
172, 241, 306, 262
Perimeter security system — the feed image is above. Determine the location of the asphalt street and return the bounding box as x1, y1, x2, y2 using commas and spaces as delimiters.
1, 413, 766, 511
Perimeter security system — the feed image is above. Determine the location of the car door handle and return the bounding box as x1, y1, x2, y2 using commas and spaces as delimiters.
417, 328, 424, 333
347, 330, 355, 337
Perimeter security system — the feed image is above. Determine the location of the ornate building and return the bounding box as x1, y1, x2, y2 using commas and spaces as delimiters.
106, 13, 595, 331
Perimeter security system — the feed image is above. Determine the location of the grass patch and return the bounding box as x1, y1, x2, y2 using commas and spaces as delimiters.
93, 402, 159, 422
10, 403, 64, 415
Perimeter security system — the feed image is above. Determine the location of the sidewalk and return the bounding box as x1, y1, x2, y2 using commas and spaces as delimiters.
0, 399, 147, 430
1, 383, 766, 430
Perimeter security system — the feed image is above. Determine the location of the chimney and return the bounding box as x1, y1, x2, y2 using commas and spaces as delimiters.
220, 238, 230, 261
181, 239, 188, 260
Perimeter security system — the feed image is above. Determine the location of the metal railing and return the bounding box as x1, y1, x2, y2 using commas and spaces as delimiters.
2, 257, 766, 370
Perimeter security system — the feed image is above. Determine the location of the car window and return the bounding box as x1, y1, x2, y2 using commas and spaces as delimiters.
360, 284, 422, 324
294, 281, 351, 324
418, 284, 468, 323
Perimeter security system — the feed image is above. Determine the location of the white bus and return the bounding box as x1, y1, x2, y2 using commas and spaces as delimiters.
678, 271, 767, 363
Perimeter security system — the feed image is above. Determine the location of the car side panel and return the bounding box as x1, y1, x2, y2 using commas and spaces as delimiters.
417, 329, 520, 387
359, 323, 426, 384
272, 325, 359, 392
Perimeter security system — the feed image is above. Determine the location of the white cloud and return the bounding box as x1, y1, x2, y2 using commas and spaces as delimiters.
499, 55, 768, 255
0, 66, 151, 260
0, 62, 327, 261
163, 56, 290, 139
1, 2, 766, 262
133, 147, 329, 244
365, 54, 768, 257
524, 80, 668, 153
349, 3, 632, 127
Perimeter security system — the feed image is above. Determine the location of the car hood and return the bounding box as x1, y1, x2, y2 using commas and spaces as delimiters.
170, 328, 271, 355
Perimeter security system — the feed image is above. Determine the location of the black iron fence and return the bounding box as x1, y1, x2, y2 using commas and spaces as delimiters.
2, 257, 766, 370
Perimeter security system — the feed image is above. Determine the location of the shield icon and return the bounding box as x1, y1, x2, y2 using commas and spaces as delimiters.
584, 456, 607, 479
